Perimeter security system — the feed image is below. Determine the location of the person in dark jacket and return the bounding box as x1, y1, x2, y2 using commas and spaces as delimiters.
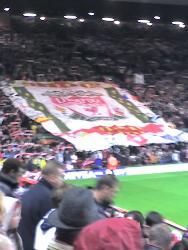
18, 161, 64, 250
0, 158, 23, 197
92, 174, 119, 218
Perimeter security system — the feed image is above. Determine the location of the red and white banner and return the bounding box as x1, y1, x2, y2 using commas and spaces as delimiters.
3, 81, 188, 150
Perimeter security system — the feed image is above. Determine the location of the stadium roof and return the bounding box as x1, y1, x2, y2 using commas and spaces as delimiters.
108, 0, 188, 5
1, 0, 188, 23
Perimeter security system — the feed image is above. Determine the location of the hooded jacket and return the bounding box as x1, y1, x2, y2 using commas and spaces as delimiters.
18, 178, 54, 250
74, 218, 144, 250
0, 173, 18, 197
3, 196, 23, 250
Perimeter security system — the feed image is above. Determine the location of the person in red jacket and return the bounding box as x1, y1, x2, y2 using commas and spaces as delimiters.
74, 217, 144, 250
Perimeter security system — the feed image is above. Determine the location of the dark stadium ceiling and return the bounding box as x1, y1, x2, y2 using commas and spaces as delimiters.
108, 0, 188, 5
1, 0, 188, 23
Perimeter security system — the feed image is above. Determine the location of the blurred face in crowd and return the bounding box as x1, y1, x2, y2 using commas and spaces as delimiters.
101, 184, 119, 203
8, 169, 23, 183
44, 168, 64, 189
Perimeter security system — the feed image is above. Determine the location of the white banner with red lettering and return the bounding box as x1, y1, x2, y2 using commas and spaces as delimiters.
3, 81, 188, 150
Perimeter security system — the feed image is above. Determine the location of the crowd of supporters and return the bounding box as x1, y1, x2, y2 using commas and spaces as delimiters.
0, 18, 187, 249
0, 20, 188, 129
0, 160, 186, 250
0, 20, 187, 170
0, 87, 188, 171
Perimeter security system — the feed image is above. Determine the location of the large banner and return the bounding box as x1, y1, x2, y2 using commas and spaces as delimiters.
3, 81, 188, 150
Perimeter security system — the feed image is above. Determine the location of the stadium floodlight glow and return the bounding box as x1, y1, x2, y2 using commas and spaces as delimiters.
4, 8, 10, 12
172, 21, 184, 25
147, 22, 153, 26
79, 18, 85, 22
102, 17, 114, 22
64, 15, 77, 20
23, 13, 37, 17
138, 19, 150, 24
154, 16, 160, 20
114, 20, 120, 25
40, 16, 46, 21
179, 23, 185, 28
88, 12, 94, 16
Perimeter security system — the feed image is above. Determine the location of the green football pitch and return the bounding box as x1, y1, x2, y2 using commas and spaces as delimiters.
67, 171, 188, 227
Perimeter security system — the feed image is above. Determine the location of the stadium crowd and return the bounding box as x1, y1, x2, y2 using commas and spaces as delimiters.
0, 20, 188, 129
0, 19, 187, 249
0, 161, 186, 250
0, 20, 188, 171
0, 88, 188, 171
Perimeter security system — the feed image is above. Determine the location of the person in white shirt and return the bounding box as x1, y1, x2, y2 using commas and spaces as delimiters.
34, 184, 73, 250
34, 209, 56, 250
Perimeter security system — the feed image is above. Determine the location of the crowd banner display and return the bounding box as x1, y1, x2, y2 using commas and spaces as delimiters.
3, 81, 188, 150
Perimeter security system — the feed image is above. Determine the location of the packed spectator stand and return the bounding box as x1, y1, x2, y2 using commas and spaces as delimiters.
0, 20, 188, 169
1, 86, 188, 170
0, 18, 188, 249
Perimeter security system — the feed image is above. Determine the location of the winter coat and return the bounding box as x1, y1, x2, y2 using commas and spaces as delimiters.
18, 178, 54, 250
3, 196, 23, 250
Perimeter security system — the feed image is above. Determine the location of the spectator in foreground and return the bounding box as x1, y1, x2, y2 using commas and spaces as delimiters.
18, 161, 64, 250
145, 211, 163, 227
125, 210, 145, 229
0, 191, 17, 250
92, 174, 119, 218
0, 158, 23, 197
145, 224, 172, 250
47, 187, 102, 250
0, 234, 14, 250
34, 184, 73, 250
3, 196, 23, 250
74, 217, 144, 250
172, 240, 188, 250
172, 231, 188, 250
145, 211, 164, 241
